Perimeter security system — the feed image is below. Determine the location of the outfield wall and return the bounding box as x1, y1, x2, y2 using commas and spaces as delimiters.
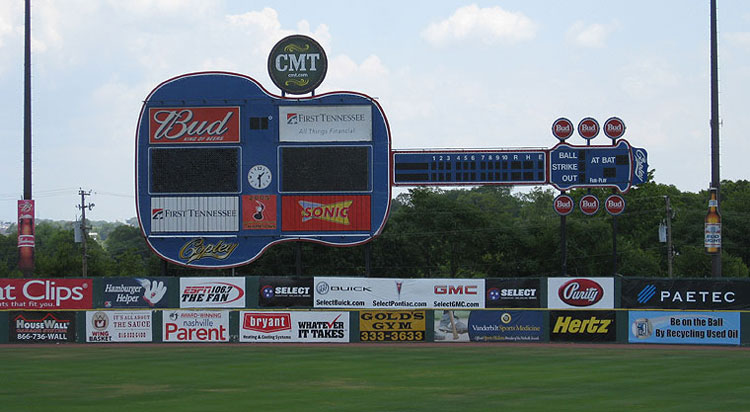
0, 276, 747, 346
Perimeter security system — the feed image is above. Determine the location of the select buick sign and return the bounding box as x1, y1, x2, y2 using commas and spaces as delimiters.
485, 278, 541, 308
259, 276, 313, 307
547, 277, 614, 309
621, 278, 750, 310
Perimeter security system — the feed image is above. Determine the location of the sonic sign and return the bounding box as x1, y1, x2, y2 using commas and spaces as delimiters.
136, 69, 391, 268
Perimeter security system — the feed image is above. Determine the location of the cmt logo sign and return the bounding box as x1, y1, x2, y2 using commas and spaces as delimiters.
282, 195, 371, 231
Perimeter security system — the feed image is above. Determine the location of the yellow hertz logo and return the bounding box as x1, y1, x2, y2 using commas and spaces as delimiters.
299, 200, 352, 225
552, 316, 611, 334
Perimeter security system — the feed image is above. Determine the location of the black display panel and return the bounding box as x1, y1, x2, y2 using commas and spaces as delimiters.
150, 147, 239, 193
281, 146, 370, 192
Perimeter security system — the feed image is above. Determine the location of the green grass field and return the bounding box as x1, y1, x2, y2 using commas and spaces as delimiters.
1, 344, 748, 411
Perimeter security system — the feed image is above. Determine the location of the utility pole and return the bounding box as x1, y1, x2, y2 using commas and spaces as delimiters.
709, 0, 722, 277
76, 189, 94, 277
665, 196, 673, 278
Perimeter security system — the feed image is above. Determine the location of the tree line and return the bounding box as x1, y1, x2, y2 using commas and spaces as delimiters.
1, 178, 748, 278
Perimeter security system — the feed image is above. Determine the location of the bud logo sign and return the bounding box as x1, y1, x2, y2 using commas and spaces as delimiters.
179, 277, 245, 308
547, 278, 614, 309
163, 310, 229, 342
240, 311, 349, 343
0, 279, 92, 310
149, 107, 240, 143
282, 196, 371, 231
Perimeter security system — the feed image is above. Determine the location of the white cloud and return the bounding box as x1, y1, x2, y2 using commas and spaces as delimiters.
566, 21, 617, 48
421, 4, 537, 47
725, 32, 750, 50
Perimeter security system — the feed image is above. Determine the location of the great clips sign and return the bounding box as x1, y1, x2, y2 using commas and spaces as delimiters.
547, 278, 614, 309
0, 279, 93, 310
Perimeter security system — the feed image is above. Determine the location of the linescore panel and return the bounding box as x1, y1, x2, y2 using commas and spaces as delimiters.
136, 72, 391, 268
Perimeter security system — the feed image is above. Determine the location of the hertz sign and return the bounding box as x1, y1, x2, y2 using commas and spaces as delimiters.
135, 72, 391, 268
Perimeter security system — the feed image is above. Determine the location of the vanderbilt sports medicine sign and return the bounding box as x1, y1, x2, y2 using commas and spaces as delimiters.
268, 35, 328, 94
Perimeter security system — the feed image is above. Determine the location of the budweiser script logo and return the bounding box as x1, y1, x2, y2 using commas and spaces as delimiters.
298, 200, 352, 225
150, 107, 239, 143
179, 238, 239, 264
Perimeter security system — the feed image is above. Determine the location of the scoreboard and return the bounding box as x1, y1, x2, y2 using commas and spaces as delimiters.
136, 72, 391, 268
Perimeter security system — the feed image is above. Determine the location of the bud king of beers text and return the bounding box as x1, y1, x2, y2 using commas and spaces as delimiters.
149, 107, 240, 143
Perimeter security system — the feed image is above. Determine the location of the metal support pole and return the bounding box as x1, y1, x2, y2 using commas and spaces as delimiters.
665, 195, 673, 278
710, 0, 722, 277
560, 214, 567, 276
612, 215, 618, 276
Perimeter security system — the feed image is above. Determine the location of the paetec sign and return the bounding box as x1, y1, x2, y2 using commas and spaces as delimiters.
621, 278, 750, 310
468, 310, 543, 342
239, 311, 349, 343
259, 276, 313, 307
10, 311, 76, 343
485, 278, 541, 308
314, 277, 484, 309
102, 277, 168, 308
550, 310, 616, 342
359, 310, 426, 342
629, 311, 740, 346
86, 311, 153, 343
547, 277, 614, 309
179, 277, 245, 308
0, 279, 92, 310
163, 310, 229, 342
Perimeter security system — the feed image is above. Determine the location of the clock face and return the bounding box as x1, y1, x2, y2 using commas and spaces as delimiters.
248, 165, 272, 190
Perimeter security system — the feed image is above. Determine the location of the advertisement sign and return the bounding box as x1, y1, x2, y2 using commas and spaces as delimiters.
149, 106, 240, 143
433, 310, 471, 342
9, 311, 76, 343
17, 200, 35, 273
242, 195, 277, 230
0, 278, 92, 310
179, 277, 245, 308
314, 277, 484, 309
621, 278, 750, 310
467, 310, 543, 342
547, 277, 614, 309
86, 311, 153, 343
629, 311, 740, 346
259, 277, 313, 307
102, 277, 168, 308
268, 35, 328, 95
281, 195, 371, 232
239, 311, 349, 343
150, 196, 239, 233
279, 105, 372, 142
485, 278, 541, 308
359, 310, 426, 342
550, 310, 616, 342
163, 310, 229, 342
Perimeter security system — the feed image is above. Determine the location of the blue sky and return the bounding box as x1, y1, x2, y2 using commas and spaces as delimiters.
1, 1, 749, 222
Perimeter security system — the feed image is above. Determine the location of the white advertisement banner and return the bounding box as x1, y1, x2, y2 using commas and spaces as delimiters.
314, 277, 485, 309
547, 277, 615, 309
151, 196, 239, 233
179, 277, 246, 308
239, 311, 349, 343
86, 311, 153, 343
279, 105, 372, 142
162, 310, 229, 342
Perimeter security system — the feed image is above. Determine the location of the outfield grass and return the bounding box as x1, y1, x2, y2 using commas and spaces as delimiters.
1, 344, 748, 411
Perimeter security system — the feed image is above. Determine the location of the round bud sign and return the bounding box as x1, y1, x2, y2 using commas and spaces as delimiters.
268, 34, 328, 95
579, 194, 600, 215
604, 194, 626, 215
577, 117, 600, 140
553, 194, 575, 216
552, 117, 574, 141
603, 117, 626, 140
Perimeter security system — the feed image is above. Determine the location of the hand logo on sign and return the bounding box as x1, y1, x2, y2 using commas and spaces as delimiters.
138, 279, 167, 306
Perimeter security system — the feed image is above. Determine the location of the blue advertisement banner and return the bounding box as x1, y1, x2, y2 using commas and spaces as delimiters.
629, 311, 740, 346
468, 310, 543, 342
102, 277, 169, 308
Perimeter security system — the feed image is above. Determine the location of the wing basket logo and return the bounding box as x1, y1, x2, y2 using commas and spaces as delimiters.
299, 200, 352, 225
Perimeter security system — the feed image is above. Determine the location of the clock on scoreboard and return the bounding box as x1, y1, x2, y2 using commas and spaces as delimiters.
136, 72, 391, 268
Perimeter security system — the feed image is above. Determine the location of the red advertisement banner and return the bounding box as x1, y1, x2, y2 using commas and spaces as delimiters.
149, 106, 240, 143
282, 195, 371, 231
242, 195, 277, 230
0, 279, 93, 310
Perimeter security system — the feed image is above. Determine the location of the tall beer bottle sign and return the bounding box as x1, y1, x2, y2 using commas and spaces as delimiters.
704, 188, 721, 253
